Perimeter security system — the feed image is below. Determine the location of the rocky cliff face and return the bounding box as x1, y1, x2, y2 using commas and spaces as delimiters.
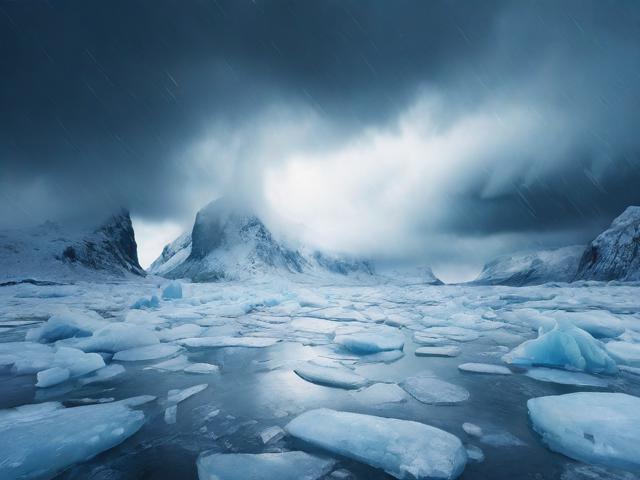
575, 206, 640, 282
0, 210, 145, 283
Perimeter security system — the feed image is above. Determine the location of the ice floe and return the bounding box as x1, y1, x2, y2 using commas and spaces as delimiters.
415, 346, 461, 357
401, 373, 470, 405
285, 408, 467, 479
294, 361, 368, 389
458, 363, 512, 375
528, 392, 640, 469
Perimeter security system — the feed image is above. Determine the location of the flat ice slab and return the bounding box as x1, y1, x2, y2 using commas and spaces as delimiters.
528, 392, 640, 470
0, 398, 146, 480
285, 408, 467, 480
114, 344, 182, 362
334, 329, 404, 353
197, 451, 335, 480
525, 367, 608, 387
458, 363, 511, 375
415, 346, 461, 357
179, 336, 279, 348
294, 361, 368, 389
351, 383, 408, 406
401, 374, 470, 405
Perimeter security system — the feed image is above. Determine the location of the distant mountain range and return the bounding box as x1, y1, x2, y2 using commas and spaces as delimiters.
472, 206, 640, 286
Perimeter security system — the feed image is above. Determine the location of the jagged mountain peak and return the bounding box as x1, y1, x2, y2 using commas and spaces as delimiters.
575, 206, 640, 282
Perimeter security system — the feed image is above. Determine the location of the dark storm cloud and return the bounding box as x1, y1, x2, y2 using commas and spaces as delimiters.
1, 0, 640, 270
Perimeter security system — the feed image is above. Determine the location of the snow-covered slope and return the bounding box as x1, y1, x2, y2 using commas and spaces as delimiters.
471, 245, 584, 286
0, 210, 145, 283
575, 206, 640, 282
150, 198, 374, 282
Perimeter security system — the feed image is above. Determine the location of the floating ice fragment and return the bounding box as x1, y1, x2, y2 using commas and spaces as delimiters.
0, 398, 145, 480
184, 363, 219, 374
36, 366, 70, 388
462, 423, 483, 438
167, 384, 208, 404
113, 344, 181, 362
351, 383, 408, 406
294, 361, 368, 389
259, 425, 285, 444
401, 374, 470, 405
415, 346, 460, 357
334, 329, 404, 354
26, 310, 106, 343
76, 323, 159, 353
528, 392, 640, 470
79, 364, 126, 385
197, 451, 335, 480
131, 295, 160, 309
525, 367, 608, 387
285, 408, 467, 479
465, 445, 484, 463
458, 363, 511, 375
164, 405, 177, 424
179, 336, 279, 348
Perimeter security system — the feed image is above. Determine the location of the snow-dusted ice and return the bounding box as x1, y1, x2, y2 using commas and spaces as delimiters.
294, 361, 368, 389
285, 408, 467, 479
458, 363, 512, 375
528, 392, 640, 470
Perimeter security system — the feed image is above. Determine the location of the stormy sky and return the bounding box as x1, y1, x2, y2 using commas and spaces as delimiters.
2, 1, 640, 280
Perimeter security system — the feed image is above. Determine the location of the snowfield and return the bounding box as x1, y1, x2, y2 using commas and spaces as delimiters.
1, 276, 640, 479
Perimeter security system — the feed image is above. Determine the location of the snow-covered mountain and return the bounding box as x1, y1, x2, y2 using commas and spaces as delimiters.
471, 245, 584, 286
149, 198, 374, 282
0, 210, 145, 284
575, 206, 640, 281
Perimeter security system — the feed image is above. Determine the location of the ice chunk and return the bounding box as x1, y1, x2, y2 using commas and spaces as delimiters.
179, 336, 279, 348
164, 405, 177, 425
285, 408, 467, 480
167, 383, 208, 404
420, 326, 479, 342
36, 366, 70, 388
259, 425, 285, 444
26, 310, 106, 343
480, 431, 526, 447
458, 363, 511, 375
605, 341, 640, 366
47, 346, 105, 378
113, 344, 181, 362
334, 329, 404, 354
401, 374, 470, 405
77, 323, 159, 353
294, 361, 368, 389
162, 281, 183, 300
158, 323, 204, 341
148, 354, 191, 372
197, 451, 335, 480
415, 346, 461, 357
184, 363, 219, 374
462, 423, 483, 438
351, 383, 408, 405
465, 445, 484, 463
503, 322, 617, 375
525, 367, 608, 387
0, 398, 145, 480
79, 364, 126, 385
131, 295, 160, 309
528, 392, 640, 469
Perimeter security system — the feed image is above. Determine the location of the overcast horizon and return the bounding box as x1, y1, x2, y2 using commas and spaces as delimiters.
2, 0, 640, 281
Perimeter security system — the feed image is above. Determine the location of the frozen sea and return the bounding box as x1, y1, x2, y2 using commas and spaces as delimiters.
1, 277, 640, 480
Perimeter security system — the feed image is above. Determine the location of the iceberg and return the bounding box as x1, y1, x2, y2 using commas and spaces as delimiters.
294, 361, 368, 389
285, 408, 467, 479
131, 295, 160, 310
400, 374, 470, 405
528, 392, 640, 470
26, 310, 106, 343
503, 322, 617, 374
0, 398, 146, 480
552, 310, 624, 339
197, 451, 335, 480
